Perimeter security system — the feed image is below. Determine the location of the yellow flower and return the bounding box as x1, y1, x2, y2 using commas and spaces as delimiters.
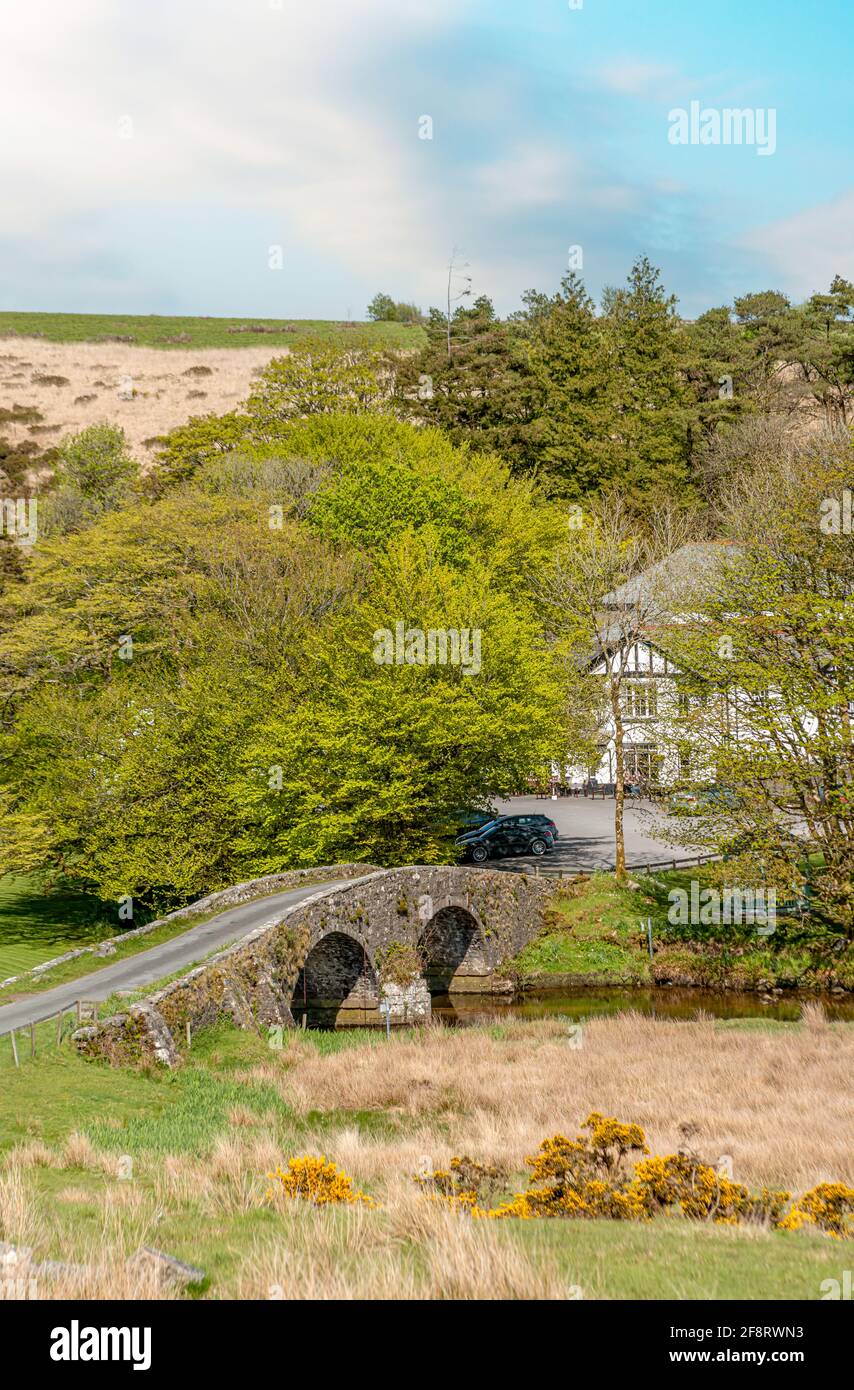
267, 1156, 374, 1207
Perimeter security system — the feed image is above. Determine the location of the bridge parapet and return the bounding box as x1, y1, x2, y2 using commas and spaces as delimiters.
74, 866, 554, 1066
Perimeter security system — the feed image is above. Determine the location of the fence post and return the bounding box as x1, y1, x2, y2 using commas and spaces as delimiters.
76, 1000, 82, 1026
30, 1022, 35, 1059
56, 1010, 63, 1046
185, 1021, 192, 1050
10, 1029, 19, 1068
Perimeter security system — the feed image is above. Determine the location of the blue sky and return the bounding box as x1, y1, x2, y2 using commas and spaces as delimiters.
2, 0, 852, 319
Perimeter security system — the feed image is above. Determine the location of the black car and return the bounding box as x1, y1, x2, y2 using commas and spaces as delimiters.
457, 813, 559, 844
452, 807, 498, 833
457, 821, 554, 863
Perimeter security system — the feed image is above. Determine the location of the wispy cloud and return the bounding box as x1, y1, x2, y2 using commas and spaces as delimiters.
0, 0, 850, 317
740, 191, 854, 297
598, 59, 681, 98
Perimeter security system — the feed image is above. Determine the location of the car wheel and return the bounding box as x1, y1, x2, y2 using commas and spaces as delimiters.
471, 844, 489, 863
530, 838, 548, 856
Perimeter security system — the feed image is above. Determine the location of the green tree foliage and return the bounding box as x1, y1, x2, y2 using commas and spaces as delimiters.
530, 273, 616, 498
395, 296, 544, 473
681, 306, 755, 445
367, 292, 422, 323
246, 341, 396, 432
0, 416, 576, 906
601, 256, 692, 504
237, 535, 569, 867
660, 440, 854, 941
36, 424, 139, 537
54, 423, 136, 502
148, 410, 250, 494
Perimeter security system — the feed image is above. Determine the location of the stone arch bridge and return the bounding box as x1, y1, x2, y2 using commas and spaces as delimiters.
77, 867, 554, 1067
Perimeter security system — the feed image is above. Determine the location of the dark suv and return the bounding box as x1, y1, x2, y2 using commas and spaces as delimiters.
457, 820, 554, 863
457, 813, 558, 845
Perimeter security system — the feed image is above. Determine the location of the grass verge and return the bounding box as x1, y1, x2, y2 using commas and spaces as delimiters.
0, 1014, 850, 1299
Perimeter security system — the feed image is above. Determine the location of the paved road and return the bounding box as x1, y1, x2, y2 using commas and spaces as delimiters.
491, 794, 702, 873
0, 878, 351, 1033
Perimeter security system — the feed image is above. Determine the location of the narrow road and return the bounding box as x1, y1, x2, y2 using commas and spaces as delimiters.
0, 878, 351, 1033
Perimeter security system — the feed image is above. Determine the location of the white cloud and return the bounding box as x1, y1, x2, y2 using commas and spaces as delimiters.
740, 192, 854, 297
0, 0, 466, 306
598, 59, 680, 98
475, 145, 580, 210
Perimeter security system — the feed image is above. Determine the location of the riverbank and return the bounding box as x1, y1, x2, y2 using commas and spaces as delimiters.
509, 870, 854, 996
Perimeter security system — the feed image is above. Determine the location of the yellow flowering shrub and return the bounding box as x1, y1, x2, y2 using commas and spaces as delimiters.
630, 1154, 743, 1221
446, 1113, 844, 1237
583, 1112, 650, 1173
489, 1114, 649, 1221
777, 1183, 854, 1239
267, 1156, 374, 1207
415, 1155, 505, 1214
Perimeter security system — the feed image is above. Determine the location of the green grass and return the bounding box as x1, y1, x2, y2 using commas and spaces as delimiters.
514, 869, 854, 992
0, 871, 345, 1003
1, 1019, 844, 1299
0, 874, 127, 980
0, 311, 426, 351
506, 1215, 842, 1300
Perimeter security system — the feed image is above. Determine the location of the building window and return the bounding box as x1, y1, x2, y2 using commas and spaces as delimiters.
624, 746, 659, 783
624, 682, 658, 718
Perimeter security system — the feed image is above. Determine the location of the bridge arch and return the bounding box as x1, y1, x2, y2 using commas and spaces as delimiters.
291, 930, 379, 1028
77, 865, 554, 1064
418, 902, 489, 995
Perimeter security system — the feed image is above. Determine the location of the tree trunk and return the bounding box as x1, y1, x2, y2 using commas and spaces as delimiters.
611, 680, 627, 883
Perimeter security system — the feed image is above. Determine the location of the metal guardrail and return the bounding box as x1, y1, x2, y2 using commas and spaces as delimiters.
0, 1000, 99, 1060
497, 851, 721, 879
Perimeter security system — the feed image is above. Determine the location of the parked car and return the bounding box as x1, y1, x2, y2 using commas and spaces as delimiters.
452, 807, 497, 834
456, 813, 559, 844
456, 821, 554, 863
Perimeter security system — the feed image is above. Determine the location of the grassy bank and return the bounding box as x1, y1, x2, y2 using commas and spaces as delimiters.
0, 871, 346, 1003
0, 312, 425, 351
514, 870, 854, 993
1, 1015, 851, 1299
0, 874, 129, 981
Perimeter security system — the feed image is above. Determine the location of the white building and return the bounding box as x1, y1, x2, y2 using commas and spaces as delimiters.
561, 542, 738, 794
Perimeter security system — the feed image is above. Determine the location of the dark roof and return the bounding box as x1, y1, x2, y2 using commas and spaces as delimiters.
602, 541, 739, 611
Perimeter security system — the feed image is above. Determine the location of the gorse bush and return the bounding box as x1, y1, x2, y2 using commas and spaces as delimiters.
267, 1157, 374, 1207
412, 1113, 853, 1235
415, 1156, 508, 1213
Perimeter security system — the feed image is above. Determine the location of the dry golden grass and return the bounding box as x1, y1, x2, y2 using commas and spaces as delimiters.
1, 1016, 850, 1300
235, 1183, 572, 1301
247, 1014, 854, 1191
0, 337, 284, 465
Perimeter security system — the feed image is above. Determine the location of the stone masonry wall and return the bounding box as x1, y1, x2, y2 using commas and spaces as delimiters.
75, 866, 553, 1067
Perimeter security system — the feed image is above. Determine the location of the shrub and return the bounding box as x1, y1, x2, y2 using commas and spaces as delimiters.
416, 1156, 507, 1214
428, 1113, 844, 1237
778, 1183, 854, 1239
55, 423, 136, 502
267, 1156, 374, 1207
